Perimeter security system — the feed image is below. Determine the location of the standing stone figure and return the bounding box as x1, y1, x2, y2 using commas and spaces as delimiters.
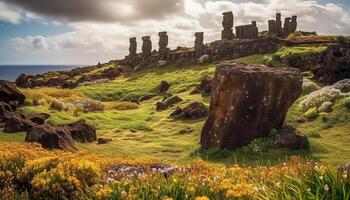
129, 37, 137, 56
158, 32, 169, 60
194, 32, 204, 58
142, 36, 152, 57
221, 11, 234, 40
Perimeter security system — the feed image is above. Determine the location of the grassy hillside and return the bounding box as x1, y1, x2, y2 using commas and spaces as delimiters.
1, 45, 349, 167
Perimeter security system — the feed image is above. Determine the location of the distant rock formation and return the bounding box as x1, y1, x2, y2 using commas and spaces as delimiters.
201, 62, 303, 150
268, 13, 297, 36
235, 21, 258, 39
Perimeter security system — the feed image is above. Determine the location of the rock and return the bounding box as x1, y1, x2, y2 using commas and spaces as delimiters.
158, 81, 170, 93
311, 45, 350, 84
15, 73, 29, 88
25, 124, 77, 151
29, 113, 51, 125
8, 101, 19, 111
97, 137, 112, 145
157, 60, 168, 67
0, 101, 13, 115
194, 32, 205, 57
63, 119, 97, 143
156, 96, 183, 111
162, 93, 173, 101
3, 111, 35, 133
275, 127, 309, 149
190, 76, 212, 97
198, 55, 210, 64
170, 102, 207, 119
201, 62, 303, 150
0, 80, 25, 105
139, 93, 157, 102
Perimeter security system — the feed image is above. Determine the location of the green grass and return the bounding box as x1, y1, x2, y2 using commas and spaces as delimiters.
2, 46, 349, 166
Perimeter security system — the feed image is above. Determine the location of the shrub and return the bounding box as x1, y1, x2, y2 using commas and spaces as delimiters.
304, 107, 319, 120
72, 99, 105, 112
300, 87, 342, 110
343, 97, 350, 109
318, 101, 333, 113
237, 129, 277, 155
302, 78, 319, 95
49, 99, 66, 111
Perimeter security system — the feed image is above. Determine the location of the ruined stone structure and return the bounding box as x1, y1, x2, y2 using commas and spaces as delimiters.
269, 13, 297, 36
235, 21, 258, 39
158, 32, 169, 60
221, 11, 234, 40
194, 32, 205, 58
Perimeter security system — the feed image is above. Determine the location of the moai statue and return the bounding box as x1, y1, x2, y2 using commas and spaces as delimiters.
221, 11, 234, 40
129, 37, 137, 56
276, 13, 282, 36
194, 32, 204, 58
283, 17, 292, 36
158, 31, 169, 60
291, 15, 297, 33
142, 36, 152, 57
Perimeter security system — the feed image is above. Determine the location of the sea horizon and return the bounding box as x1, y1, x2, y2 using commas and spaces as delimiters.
0, 64, 89, 81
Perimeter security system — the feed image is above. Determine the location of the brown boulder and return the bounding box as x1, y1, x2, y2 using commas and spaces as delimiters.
190, 76, 212, 97
275, 127, 309, 149
15, 73, 29, 88
63, 119, 97, 143
25, 124, 76, 151
3, 111, 35, 133
158, 81, 170, 93
29, 113, 51, 125
0, 80, 25, 105
170, 102, 208, 119
201, 62, 303, 150
0, 101, 13, 122
97, 137, 112, 144
156, 96, 183, 111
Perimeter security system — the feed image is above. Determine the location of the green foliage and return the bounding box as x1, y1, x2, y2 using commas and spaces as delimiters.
304, 107, 319, 120
49, 99, 65, 111
343, 97, 350, 109
237, 129, 277, 155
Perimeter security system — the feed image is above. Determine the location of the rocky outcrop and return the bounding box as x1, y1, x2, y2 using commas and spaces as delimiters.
25, 124, 77, 151
311, 45, 350, 84
156, 96, 183, 111
0, 80, 25, 105
170, 102, 207, 119
194, 32, 205, 58
275, 127, 309, 149
63, 119, 97, 143
3, 111, 35, 133
201, 62, 303, 150
190, 76, 212, 97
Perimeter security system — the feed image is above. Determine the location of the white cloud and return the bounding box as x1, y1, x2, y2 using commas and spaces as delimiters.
3, 0, 350, 64
0, 1, 21, 24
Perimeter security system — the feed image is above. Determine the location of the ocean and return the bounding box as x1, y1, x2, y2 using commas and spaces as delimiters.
0, 65, 84, 81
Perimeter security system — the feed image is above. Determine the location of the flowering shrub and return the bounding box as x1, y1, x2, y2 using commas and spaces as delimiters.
302, 78, 319, 95
0, 142, 349, 200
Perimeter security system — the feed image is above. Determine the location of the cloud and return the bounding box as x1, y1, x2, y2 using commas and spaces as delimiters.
1, 0, 184, 23
0, 1, 21, 24
2, 0, 350, 65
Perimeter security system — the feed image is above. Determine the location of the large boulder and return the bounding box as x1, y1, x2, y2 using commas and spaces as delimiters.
25, 124, 77, 151
15, 73, 29, 88
201, 62, 303, 150
0, 101, 13, 122
0, 80, 25, 105
3, 111, 35, 133
63, 119, 97, 143
275, 127, 309, 149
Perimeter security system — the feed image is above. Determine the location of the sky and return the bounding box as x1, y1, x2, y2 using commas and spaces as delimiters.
0, 0, 349, 65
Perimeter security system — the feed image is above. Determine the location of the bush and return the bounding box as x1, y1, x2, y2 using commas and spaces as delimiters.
49, 99, 65, 111
237, 129, 277, 155
343, 97, 350, 109
302, 78, 319, 95
304, 107, 319, 120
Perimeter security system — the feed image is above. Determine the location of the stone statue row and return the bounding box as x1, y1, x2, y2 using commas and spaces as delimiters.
128, 31, 205, 59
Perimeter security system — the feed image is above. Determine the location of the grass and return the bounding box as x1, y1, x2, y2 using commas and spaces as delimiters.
1, 45, 349, 167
